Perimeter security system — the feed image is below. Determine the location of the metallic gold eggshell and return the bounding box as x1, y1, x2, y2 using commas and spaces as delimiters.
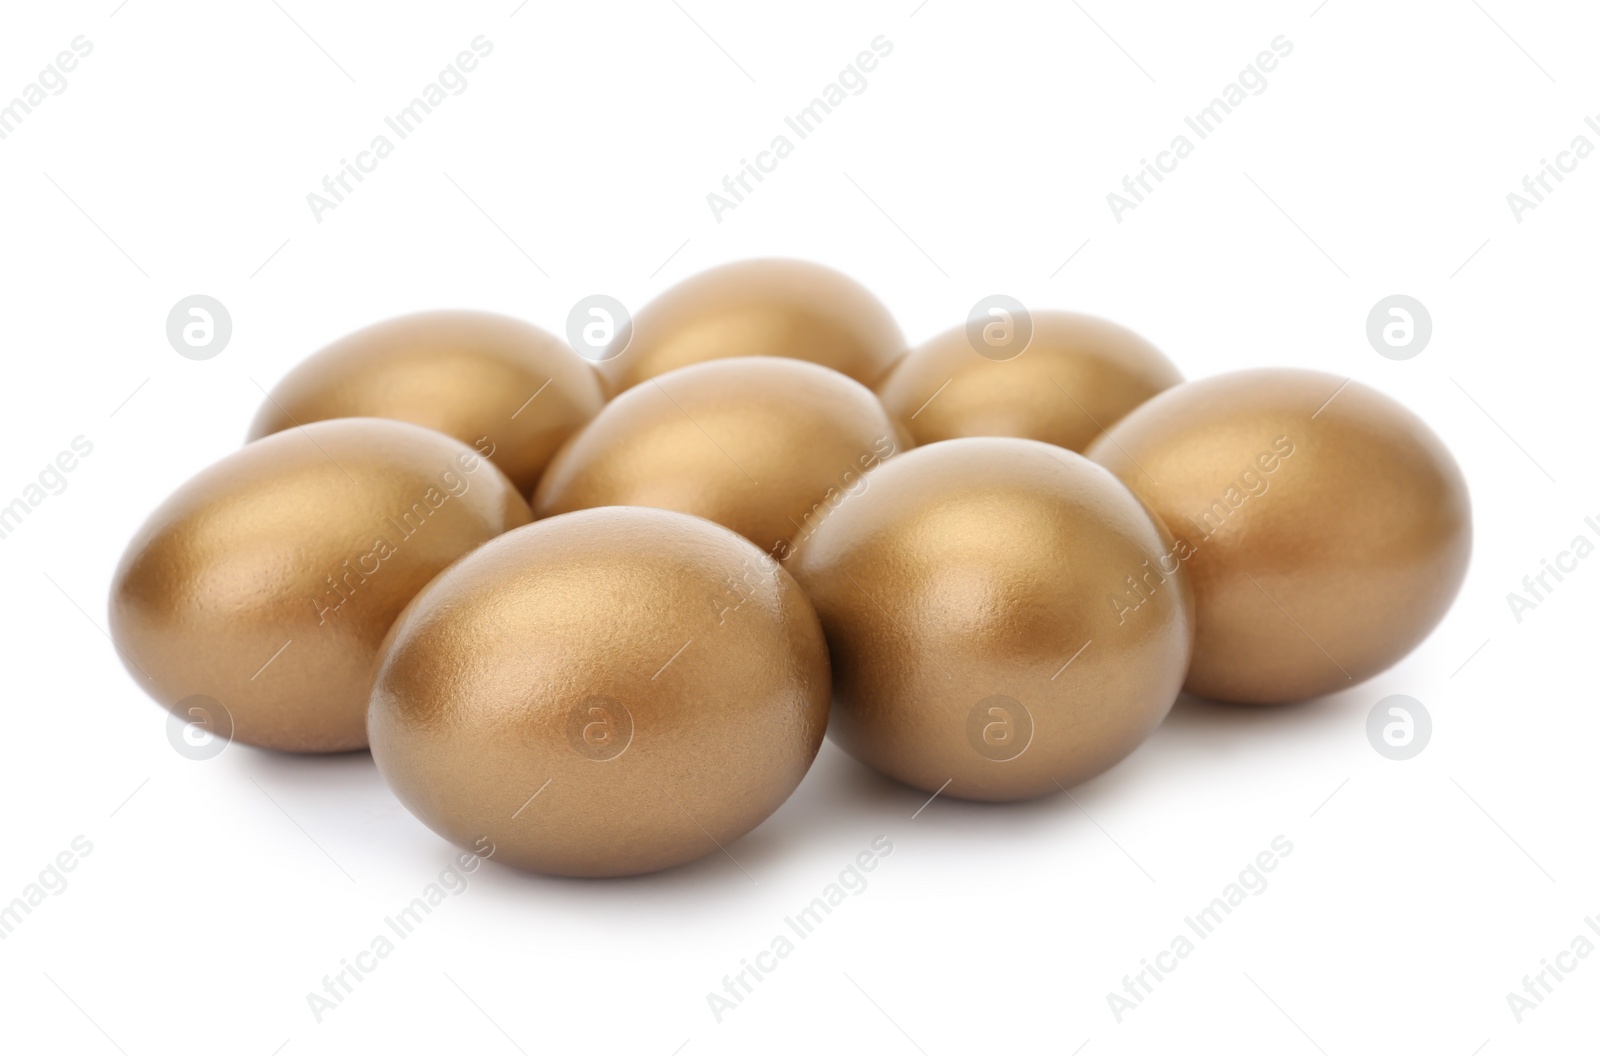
368, 506, 831, 878
877, 311, 1182, 452
248, 310, 604, 493
533, 357, 905, 559
787, 438, 1194, 802
109, 419, 532, 753
1086, 368, 1472, 704
598, 259, 904, 395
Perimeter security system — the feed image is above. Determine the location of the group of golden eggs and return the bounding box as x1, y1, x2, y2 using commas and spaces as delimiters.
109, 259, 1471, 878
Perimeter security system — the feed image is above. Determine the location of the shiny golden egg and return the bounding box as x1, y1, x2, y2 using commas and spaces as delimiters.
597, 259, 904, 395
109, 419, 531, 753
1086, 368, 1471, 704
369, 506, 831, 877
248, 310, 604, 493
533, 357, 904, 559
787, 437, 1194, 802
877, 310, 1182, 452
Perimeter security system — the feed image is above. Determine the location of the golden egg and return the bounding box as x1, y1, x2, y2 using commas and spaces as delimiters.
1086, 368, 1471, 704
597, 259, 904, 395
787, 438, 1194, 802
248, 310, 604, 493
877, 310, 1182, 452
533, 357, 904, 560
369, 506, 831, 877
109, 419, 531, 753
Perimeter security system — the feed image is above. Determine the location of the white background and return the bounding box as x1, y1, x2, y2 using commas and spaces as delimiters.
1, 0, 1595, 1052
